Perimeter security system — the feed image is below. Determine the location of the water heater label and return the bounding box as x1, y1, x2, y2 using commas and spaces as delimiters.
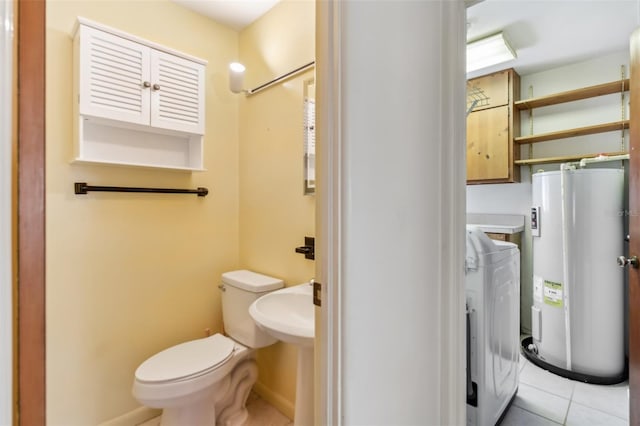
531, 207, 540, 237
533, 276, 544, 303
543, 280, 563, 307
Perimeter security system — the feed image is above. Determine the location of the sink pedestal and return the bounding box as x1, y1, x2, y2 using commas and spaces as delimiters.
294, 346, 314, 426
247, 283, 315, 426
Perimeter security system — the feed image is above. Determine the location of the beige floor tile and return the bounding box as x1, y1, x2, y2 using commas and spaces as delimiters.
245, 393, 293, 426
135, 392, 292, 426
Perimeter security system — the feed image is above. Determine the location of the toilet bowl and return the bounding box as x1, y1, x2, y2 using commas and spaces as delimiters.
132, 270, 284, 426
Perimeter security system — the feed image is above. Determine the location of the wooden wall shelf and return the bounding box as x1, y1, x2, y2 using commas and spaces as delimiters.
515, 120, 629, 144
515, 79, 629, 110
515, 76, 628, 166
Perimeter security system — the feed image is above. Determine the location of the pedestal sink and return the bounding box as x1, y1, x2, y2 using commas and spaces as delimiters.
249, 283, 314, 426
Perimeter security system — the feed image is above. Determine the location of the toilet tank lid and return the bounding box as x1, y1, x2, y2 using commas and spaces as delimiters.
222, 270, 284, 292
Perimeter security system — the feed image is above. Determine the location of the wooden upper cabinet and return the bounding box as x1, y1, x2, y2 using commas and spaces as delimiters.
466, 68, 520, 184
467, 105, 510, 181
466, 69, 510, 111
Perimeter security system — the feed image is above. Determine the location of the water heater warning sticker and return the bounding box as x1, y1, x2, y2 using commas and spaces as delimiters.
543, 280, 563, 307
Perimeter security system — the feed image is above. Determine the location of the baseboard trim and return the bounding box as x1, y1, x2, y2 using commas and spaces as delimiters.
253, 381, 295, 420
98, 406, 161, 426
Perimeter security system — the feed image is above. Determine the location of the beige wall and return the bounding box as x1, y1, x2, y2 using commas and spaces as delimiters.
46, 1, 240, 424
46, 0, 314, 423
238, 0, 315, 418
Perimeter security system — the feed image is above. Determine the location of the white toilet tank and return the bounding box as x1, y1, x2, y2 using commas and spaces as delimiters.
221, 270, 284, 348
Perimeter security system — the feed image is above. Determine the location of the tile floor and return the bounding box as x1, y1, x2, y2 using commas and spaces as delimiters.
501, 354, 629, 425
244, 393, 293, 426
137, 392, 292, 426
139, 357, 627, 426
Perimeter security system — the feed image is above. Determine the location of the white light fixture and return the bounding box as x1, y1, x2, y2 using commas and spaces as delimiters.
466, 32, 516, 73
229, 62, 246, 94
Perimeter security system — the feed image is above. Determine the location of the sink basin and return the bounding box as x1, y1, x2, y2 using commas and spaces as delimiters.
249, 283, 314, 347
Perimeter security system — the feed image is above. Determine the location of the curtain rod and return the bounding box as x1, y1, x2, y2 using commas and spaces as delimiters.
74, 182, 209, 197
247, 61, 315, 96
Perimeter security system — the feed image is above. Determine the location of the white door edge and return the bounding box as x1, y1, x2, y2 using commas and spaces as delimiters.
315, 0, 342, 424
0, 1, 14, 424
315, 1, 466, 424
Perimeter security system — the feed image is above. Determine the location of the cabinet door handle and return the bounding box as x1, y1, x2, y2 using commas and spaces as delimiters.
152, 83, 161, 91
142, 81, 151, 88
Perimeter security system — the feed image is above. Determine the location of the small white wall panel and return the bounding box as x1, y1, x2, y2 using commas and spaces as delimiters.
79, 25, 150, 126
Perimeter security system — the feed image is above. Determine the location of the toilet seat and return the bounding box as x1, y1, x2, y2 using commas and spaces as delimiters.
135, 334, 235, 384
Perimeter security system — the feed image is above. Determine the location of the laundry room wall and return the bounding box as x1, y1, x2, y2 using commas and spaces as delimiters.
467, 50, 630, 333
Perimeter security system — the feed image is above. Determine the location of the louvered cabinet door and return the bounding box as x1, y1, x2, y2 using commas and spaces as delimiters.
149, 50, 205, 135
79, 26, 151, 125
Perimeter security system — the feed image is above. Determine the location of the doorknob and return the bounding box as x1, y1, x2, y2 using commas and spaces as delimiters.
617, 255, 639, 268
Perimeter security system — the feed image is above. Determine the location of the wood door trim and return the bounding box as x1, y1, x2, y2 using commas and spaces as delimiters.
17, 0, 46, 424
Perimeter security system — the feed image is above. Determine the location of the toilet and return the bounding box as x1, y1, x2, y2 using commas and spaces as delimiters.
132, 270, 284, 426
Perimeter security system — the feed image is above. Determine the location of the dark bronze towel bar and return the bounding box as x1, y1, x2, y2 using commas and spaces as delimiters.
74, 182, 208, 197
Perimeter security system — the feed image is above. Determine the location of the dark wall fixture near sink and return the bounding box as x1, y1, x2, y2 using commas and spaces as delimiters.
295, 236, 315, 260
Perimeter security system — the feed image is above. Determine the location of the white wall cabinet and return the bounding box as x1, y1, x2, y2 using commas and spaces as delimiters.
73, 18, 206, 171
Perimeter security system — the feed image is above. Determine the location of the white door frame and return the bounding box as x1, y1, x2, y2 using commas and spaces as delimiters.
314, 0, 342, 423
315, 1, 467, 424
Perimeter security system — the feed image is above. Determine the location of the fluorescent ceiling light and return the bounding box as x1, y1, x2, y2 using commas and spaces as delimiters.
467, 32, 516, 73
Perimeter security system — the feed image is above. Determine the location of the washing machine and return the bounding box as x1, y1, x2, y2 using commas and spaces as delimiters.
465, 226, 520, 426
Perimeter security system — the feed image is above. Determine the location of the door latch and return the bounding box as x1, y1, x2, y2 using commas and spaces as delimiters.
617, 255, 639, 268
313, 280, 322, 307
